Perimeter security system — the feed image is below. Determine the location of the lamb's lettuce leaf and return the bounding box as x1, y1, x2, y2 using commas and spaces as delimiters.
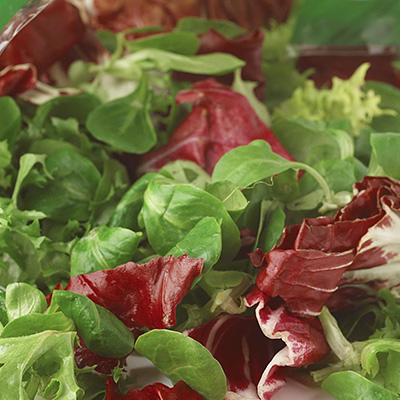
175, 17, 245, 39
108, 49, 245, 76
70, 225, 142, 276
322, 371, 398, 400
5, 282, 46, 321
86, 76, 157, 154
53, 290, 134, 358
166, 217, 222, 277
142, 178, 240, 260
109, 172, 164, 231
369, 133, 400, 179
135, 329, 227, 400
212, 140, 335, 209
125, 31, 200, 55
23, 148, 101, 222
0, 96, 20, 147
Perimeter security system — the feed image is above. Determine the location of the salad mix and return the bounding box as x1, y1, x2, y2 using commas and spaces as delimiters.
1, 0, 400, 399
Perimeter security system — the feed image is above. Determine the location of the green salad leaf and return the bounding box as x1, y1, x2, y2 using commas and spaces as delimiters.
5, 282, 47, 321
135, 329, 227, 400
86, 75, 157, 154
109, 50, 245, 76
23, 148, 101, 222
0, 312, 74, 338
274, 64, 393, 135
370, 133, 400, 179
53, 291, 134, 358
0, 96, 21, 147
109, 172, 164, 231
142, 178, 241, 260
175, 17, 245, 39
322, 371, 399, 400
71, 225, 142, 276
167, 217, 222, 277
0, 330, 82, 400
125, 31, 200, 55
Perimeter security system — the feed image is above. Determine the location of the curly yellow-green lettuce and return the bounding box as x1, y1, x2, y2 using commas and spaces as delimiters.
274, 63, 395, 135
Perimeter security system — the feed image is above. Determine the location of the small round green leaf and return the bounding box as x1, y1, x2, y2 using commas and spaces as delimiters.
135, 329, 227, 400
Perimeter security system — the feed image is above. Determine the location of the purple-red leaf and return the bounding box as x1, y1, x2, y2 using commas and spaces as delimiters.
0, 0, 86, 74
0, 65, 36, 97
65, 255, 203, 330
105, 378, 204, 400
140, 79, 294, 174
245, 290, 330, 400
187, 314, 283, 399
252, 177, 400, 317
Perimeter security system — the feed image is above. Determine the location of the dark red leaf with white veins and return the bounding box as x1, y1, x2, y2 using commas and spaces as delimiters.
245, 290, 330, 400
251, 176, 400, 317
0, 65, 36, 97
187, 314, 283, 399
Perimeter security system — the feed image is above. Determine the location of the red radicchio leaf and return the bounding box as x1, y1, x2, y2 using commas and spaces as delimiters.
105, 378, 204, 400
90, 0, 292, 32
140, 79, 294, 175
92, 0, 203, 32
0, 0, 86, 74
0, 65, 36, 97
187, 314, 283, 399
205, 0, 293, 30
244, 177, 400, 398
0, 0, 103, 94
245, 290, 330, 400
65, 255, 203, 330
251, 176, 400, 318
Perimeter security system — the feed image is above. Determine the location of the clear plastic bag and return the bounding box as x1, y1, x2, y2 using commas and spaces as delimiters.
0, 0, 54, 55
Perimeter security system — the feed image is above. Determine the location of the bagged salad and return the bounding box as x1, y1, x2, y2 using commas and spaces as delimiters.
1, 0, 400, 399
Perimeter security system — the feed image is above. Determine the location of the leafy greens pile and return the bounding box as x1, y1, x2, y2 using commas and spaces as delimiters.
2, 0, 400, 399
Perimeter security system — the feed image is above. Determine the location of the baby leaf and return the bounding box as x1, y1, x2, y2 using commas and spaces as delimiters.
175, 17, 245, 39
23, 148, 101, 222
53, 291, 134, 358
86, 76, 156, 154
370, 133, 400, 179
212, 140, 294, 187
109, 172, 164, 231
322, 371, 398, 400
166, 217, 222, 277
0, 96, 20, 148
125, 31, 200, 55
5, 282, 46, 321
111, 49, 245, 75
143, 178, 240, 260
71, 225, 142, 276
135, 330, 227, 400
207, 181, 249, 222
